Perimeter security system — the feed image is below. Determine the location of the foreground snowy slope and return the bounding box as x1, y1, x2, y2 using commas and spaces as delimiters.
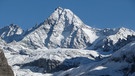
0, 7, 135, 76
56, 42, 135, 76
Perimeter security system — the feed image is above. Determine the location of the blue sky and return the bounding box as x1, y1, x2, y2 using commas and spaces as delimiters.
0, 0, 135, 30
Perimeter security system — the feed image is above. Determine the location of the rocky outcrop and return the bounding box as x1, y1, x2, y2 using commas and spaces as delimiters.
21, 58, 80, 73
0, 49, 14, 76
21, 58, 61, 73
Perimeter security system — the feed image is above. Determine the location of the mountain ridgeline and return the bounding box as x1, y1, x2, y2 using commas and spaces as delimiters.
0, 7, 135, 51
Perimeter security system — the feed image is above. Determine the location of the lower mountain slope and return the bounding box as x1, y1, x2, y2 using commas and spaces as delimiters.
57, 41, 135, 76
5, 48, 100, 76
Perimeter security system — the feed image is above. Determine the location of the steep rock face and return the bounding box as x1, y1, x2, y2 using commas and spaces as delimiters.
0, 49, 14, 76
0, 24, 24, 43
21, 7, 98, 49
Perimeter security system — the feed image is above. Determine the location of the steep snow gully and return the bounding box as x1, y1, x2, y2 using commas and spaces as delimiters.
0, 7, 135, 76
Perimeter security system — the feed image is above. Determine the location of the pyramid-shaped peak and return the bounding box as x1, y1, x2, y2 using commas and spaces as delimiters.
55, 7, 72, 12
55, 7, 63, 11
0, 24, 23, 37
45, 7, 84, 27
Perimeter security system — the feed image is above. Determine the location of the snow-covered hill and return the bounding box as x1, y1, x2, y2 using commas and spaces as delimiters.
0, 7, 135, 76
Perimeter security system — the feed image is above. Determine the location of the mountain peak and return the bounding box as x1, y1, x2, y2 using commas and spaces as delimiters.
117, 27, 135, 34
1, 24, 20, 30
21, 7, 94, 49
54, 7, 74, 15
45, 7, 84, 28
9, 24, 19, 28
0, 24, 24, 43
55, 7, 63, 11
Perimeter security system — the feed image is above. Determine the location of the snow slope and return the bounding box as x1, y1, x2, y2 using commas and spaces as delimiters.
5, 48, 100, 76
57, 42, 135, 76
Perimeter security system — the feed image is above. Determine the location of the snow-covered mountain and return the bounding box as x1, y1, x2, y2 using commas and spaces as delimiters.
0, 24, 24, 43
0, 7, 135, 76
20, 7, 98, 49
1, 7, 135, 51
91, 27, 135, 52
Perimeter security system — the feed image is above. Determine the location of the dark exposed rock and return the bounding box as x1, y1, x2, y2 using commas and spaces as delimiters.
20, 57, 91, 73
21, 58, 61, 73
110, 49, 135, 76
93, 38, 114, 52
0, 49, 14, 76
114, 35, 135, 51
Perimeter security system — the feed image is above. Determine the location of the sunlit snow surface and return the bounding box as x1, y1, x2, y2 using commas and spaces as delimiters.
4, 48, 100, 76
